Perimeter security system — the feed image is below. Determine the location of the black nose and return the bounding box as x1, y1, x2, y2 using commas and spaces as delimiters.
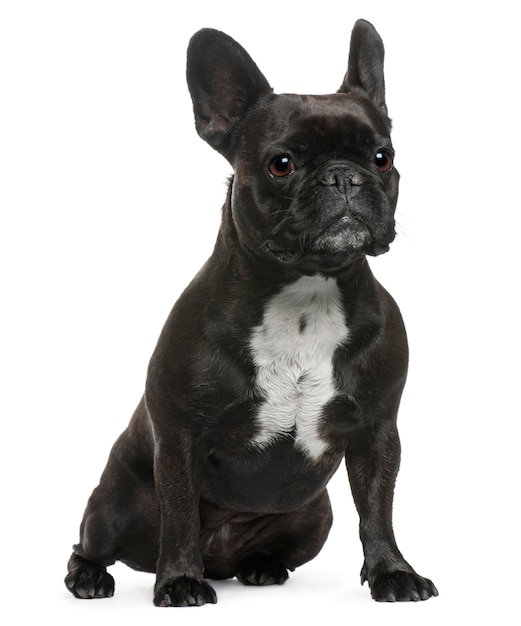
320, 165, 364, 189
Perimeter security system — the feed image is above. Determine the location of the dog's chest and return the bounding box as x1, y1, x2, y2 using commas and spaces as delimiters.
249, 275, 349, 461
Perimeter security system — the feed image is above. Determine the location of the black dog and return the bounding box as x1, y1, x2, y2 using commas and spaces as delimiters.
65, 20, 438, 606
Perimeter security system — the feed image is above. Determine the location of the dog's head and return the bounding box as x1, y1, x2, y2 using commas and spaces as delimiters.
187, 20, 399, 274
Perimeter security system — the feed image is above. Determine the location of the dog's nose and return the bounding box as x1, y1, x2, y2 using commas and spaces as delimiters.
320, 166, 364, 190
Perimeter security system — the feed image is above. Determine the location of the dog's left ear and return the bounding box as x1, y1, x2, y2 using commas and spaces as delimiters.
187, 28, 272, 162
339, 19, 390, 125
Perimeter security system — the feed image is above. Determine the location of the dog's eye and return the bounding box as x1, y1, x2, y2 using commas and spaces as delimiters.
374, 150, 394, 173
268, 155, 296, 178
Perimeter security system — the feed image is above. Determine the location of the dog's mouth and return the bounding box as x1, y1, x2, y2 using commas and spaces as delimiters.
264, 222, 392, 268
264, 241, 303, 264
264, 238, 364, 269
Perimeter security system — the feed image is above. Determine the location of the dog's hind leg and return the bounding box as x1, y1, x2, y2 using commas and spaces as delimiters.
65, 465, 160, 598
65, 553, 115, 599
65, 399, 160, 598
234, 489, 333, 586
64, 488, 121, 600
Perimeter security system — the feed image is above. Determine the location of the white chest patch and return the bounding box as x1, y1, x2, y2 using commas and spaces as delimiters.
249, 275, 349, 461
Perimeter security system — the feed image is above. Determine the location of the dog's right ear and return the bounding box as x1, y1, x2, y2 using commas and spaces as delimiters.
339, 19, 390, 127
187, 29, 272, 162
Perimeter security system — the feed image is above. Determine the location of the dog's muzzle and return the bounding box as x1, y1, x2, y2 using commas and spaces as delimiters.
264, 163, 395, 267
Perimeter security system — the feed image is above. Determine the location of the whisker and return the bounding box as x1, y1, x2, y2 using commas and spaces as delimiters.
298, 231, 307, 253
267, 214, 293, 239
394, 213, 410, 240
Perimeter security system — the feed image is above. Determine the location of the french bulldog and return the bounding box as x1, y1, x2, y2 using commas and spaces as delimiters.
65, 19, 438, 605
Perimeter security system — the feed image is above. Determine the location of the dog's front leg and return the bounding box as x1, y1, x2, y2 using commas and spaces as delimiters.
345, 420, 438, 601
151, 422, 217, 607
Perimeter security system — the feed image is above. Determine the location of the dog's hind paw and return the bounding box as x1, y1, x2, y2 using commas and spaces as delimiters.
365, 569, 438, 602
154, 576, 217, 607
65, 555, 115, 599
236, 556, 289, 586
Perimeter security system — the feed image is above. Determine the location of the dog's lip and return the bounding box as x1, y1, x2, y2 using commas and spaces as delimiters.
264, 239, 355, 271
264, 230, 392, 266
264, 240, 302, 263
367, 242, 390, 256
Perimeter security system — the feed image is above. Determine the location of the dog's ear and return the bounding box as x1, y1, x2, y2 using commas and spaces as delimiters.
339, 20, 389, 125
187, 29, 272, 161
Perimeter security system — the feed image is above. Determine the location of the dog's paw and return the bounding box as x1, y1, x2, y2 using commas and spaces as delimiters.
64, 559, 115, 599
365, 569, 438, 602
236, 556, 289, 586
153, 576, 217, 607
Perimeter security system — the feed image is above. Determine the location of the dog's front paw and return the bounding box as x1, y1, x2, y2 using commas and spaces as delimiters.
154, 576, 217, 607
364, 568, 438, 602
236, 555, 289, 586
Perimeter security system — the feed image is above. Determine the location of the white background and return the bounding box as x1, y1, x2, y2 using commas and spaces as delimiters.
1, 1, 520, 624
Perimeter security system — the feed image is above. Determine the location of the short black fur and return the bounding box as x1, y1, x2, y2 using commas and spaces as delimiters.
65, 19, 438, 606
